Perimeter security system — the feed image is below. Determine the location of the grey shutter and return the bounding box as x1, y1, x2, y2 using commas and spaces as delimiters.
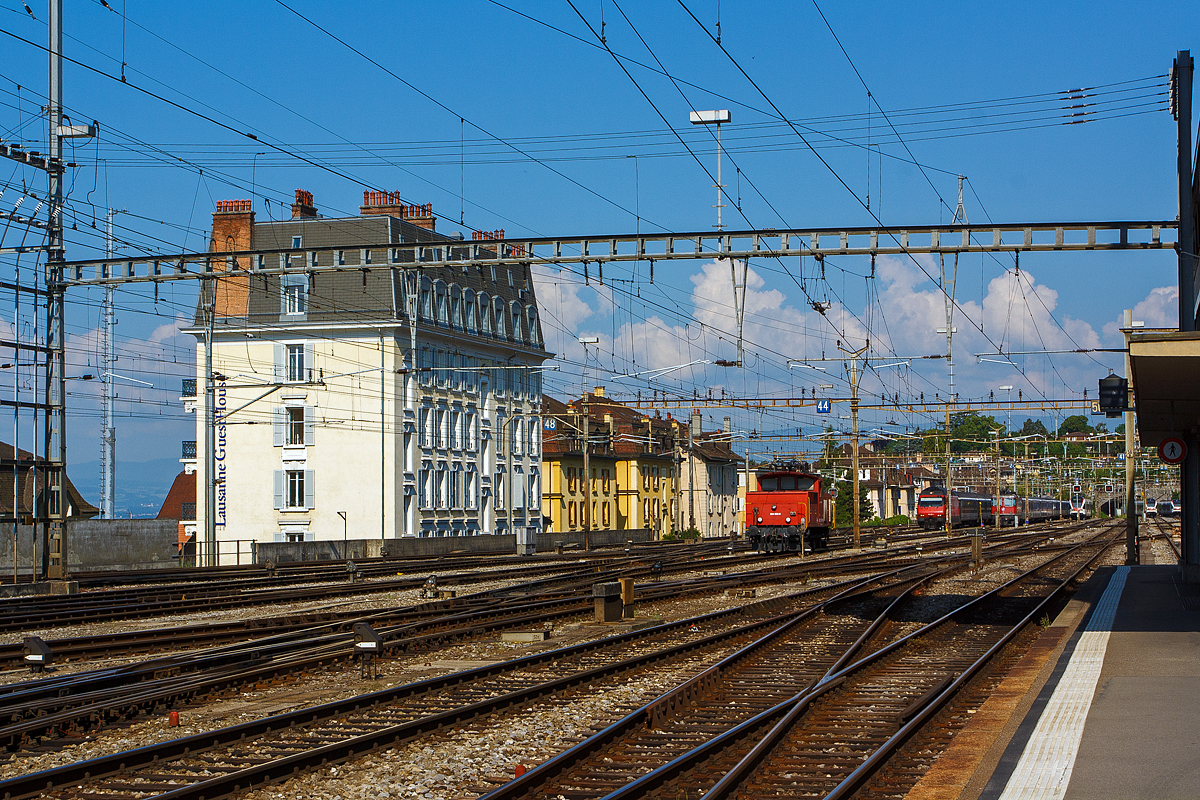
273, 343, 285, 381
304, 405, 315, 445
303, 342, 315, 381
273, 470, 285, 509
272, 407, 285, 447
304, 470, 316, 508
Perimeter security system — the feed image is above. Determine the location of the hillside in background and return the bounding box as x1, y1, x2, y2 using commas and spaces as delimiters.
69, 457, 182, 519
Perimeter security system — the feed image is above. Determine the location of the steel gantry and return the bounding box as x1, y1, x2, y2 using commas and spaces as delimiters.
57, 219, 1177, 288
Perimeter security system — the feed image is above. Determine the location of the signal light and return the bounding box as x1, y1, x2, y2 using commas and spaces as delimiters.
1098, 374, 1128, 416
22, 636, 52, 673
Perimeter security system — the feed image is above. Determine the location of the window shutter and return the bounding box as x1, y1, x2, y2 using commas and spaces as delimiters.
273, 470, 285, 509
272, 407, 285, 447
303, 343, 315, 381
304, 470, 315, 509
304, 405, 316, 445
273, 343, 285, 381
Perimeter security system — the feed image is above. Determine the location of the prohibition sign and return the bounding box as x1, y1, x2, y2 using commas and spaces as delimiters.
1159, 436, 1187, 464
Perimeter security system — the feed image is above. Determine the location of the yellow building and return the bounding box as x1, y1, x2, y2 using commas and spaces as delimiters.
541, 391, 676, 537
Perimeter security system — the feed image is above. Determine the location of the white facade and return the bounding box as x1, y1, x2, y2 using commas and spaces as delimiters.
188, 205, 548, 563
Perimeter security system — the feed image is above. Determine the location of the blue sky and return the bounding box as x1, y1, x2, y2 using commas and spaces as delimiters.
1, 1, 1197, 510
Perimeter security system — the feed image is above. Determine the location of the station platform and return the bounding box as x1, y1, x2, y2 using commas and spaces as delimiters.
907, 562, 1200, 800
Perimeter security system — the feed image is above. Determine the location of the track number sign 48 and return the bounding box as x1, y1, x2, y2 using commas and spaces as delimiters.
1159, 436, 1187, 464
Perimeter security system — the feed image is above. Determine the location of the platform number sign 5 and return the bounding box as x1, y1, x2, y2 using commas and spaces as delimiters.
816, 399, 832, 414
1158, 436, 1186, 465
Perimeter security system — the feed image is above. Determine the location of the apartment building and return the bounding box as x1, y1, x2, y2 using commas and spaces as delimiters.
540, 390, 676, 537
186, 191, 549, 562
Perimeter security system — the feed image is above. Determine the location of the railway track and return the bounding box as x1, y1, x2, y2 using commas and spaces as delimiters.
0, 523, 1093, 798
0, 565, 928, 799
0, 526, 1041, 669
474, 520, 1118, 800
0, 542, 976, 750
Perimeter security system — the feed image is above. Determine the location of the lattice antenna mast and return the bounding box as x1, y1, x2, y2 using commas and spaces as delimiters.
937, 176, 969, 398
100, 209, 119, 518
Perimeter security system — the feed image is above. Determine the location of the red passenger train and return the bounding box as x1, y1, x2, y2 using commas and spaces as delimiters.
916, 487, 994, 529
745, 461, 834, 552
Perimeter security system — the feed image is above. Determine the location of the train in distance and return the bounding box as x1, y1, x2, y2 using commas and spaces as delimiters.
917, 487, 1071, 529
744, 460, 834, 553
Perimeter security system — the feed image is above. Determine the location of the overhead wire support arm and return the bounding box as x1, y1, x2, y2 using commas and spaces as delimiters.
58, 220, 1178, 288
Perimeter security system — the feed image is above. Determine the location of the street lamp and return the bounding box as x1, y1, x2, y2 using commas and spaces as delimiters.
689, 109, 732, 230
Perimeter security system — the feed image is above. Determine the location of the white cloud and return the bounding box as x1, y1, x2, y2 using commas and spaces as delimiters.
1103, 285, 1177, 340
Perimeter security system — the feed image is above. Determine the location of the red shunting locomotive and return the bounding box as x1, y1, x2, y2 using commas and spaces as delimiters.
745, 461, 834, 552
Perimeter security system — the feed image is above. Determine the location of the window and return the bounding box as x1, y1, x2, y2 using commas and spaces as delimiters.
511, 304, 523, 342
420, 278, 433, 321
292, 235, 302, 249
287, 407, 304, 445
526, 306, 541, 346
513, 466, 525, 509
273, 406, 311, 447
281, 274, 307, 315
601, 468, 611, 495
450, 467, 462, 509
495, 471, 506, 510
435, 408, 446, 449
567, 466, 577, 494
568, 501, 577, 528
287, 344, 306, 382
287, 470, 305, 508
419, 407, 432, 448
466, 412, 477, 451
419, 465, 433, 509
529, 468, 540, 510
337, 250, 345, 266
450, 410, 461, 450
466, 468, 478, 509
513, 418, 524, 455
436, 463, 448, 508
642, 468, 650, 492
493, 299, 506, 339
479, 293, 492, 336
274, 469, 315, 510
435, 282, 448, 325
465, 291, 477, 333
653, 466, 660, 491
451, 291, 463, 329
601, 502, 610, 527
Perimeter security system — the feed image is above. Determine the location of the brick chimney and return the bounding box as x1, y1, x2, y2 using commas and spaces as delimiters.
359, 191, 435, 230
291, 189, 317, 219
210, 200, 253, 317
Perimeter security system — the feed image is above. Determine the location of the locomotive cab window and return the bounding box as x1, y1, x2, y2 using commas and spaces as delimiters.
759, 477, 778, 491
919, 497, 943, 506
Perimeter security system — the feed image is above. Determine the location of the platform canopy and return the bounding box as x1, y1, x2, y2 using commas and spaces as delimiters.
1129, 331, 1200, 447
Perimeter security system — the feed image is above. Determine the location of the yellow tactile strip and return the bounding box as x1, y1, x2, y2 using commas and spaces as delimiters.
904, 624, 1070, 800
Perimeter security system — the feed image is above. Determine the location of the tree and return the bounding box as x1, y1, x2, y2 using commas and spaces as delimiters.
1058, 415, 1093, 436
1019, 418, 1050, 437
1115, 423, 1126, 435
949, 412, 1001, 453
834, 479, 874, 527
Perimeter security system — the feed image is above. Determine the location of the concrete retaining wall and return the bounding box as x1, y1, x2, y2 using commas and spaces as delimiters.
254, 529, 659, 564
0, 519, 179, 574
